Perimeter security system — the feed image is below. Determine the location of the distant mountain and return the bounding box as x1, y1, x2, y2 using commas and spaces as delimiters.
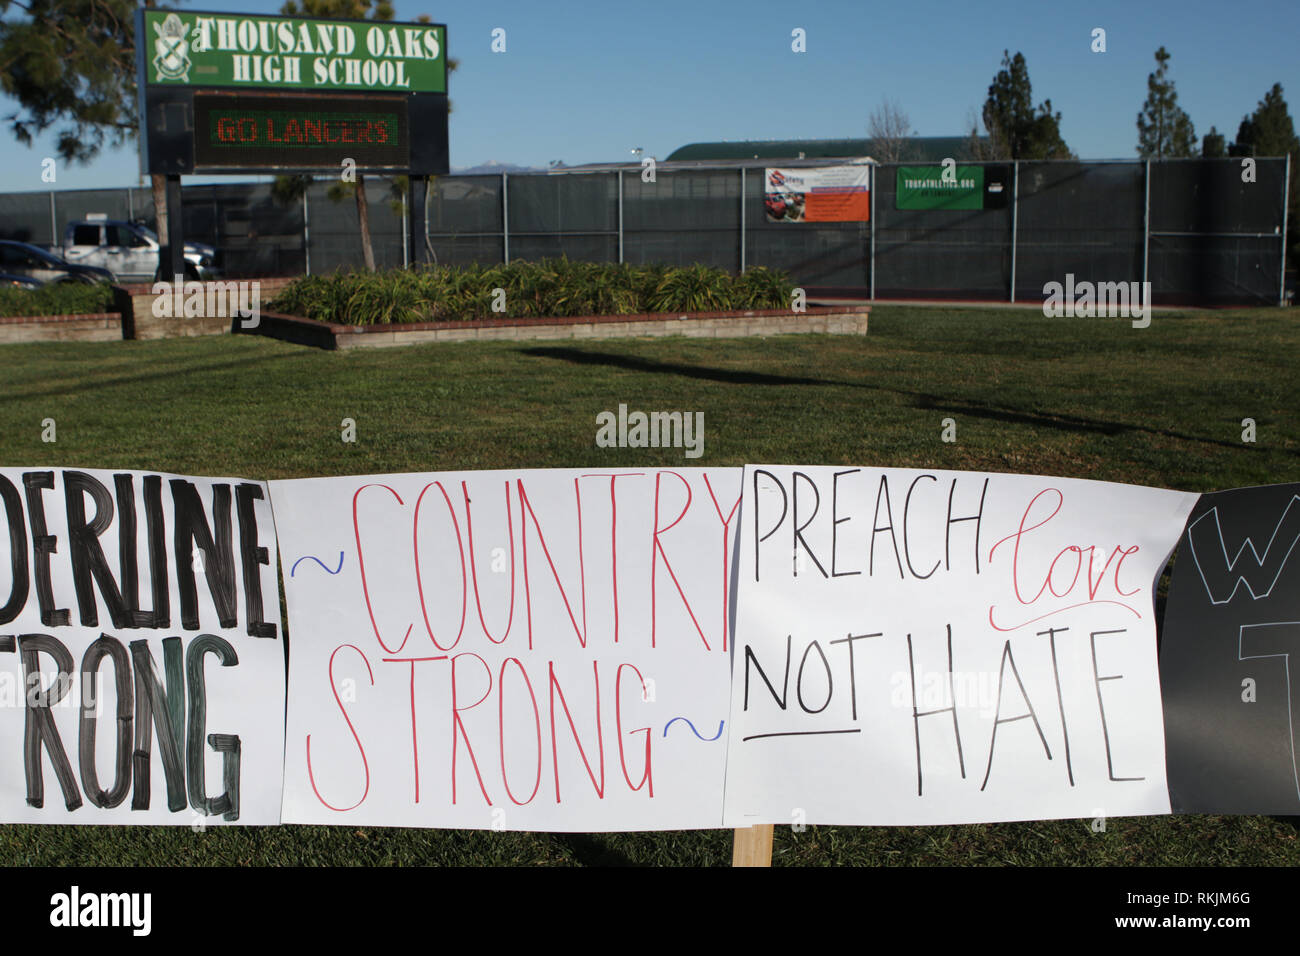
451, 160, 544, 175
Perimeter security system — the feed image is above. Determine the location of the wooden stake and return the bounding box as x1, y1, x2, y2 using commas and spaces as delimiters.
731, 824, 774, 867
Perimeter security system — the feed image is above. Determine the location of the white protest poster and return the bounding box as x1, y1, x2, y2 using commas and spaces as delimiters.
723, 465, 1198, 827
271, 467, 740, 831
0, 466, 284, 825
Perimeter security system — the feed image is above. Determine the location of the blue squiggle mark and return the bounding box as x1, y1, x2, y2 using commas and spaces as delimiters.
291, 551, 346, 578
663, 717, 725, 741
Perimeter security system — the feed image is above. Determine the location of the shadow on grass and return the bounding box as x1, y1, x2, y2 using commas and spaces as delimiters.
519, 345, 1276, 455
552, 833, 637, 867
0, 351, 300, 403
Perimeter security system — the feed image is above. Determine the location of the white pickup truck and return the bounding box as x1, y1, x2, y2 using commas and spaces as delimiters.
59, 215, 218, 282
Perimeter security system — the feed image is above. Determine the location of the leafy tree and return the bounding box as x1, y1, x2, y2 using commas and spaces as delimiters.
1201, 127, 1227, 158
0, 0, 176, 241
867, 98, 914, 163
980, 51, 1073, 160
1136, 47, 1196, 159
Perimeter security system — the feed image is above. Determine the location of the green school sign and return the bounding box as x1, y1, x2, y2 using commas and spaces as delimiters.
136, 8, 449, 176
142, 9, 447, 93
896, 165, 986, 210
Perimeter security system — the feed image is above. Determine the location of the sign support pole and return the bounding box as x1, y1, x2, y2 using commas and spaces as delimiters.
161, 174, 185, 281
732, 824, 774, 867
409, 175, 428, 267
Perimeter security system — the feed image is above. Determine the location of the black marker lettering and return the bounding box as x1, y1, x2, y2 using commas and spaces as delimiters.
752, 469, 788, 583
170, 480, 237, 630
796, 640, 832, 714
830, 470, 862, 577
0, 475, 29, 625
186, 634, 241, 820
18, 633, 81, 810
23, 472, 69, 627
907, 625, 966, 796
1090, 629, 1143, 782
903, 474, 941, 579
129, 637, 187, 812
236, 483, 276, 639
981, 639, 1051, 790
743, 635, 792, 711
829, 631, 879, 720
79, 634, 133, 808
64, 471, 130, 629
1038, 626, 1075, 786
946, 477, 988, 574
870, 475, 905, 579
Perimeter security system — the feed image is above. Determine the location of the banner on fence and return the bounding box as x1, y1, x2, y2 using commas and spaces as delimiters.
0, 467, 284, 825
722, 466, 1198, 826
764, 165, 870, 222
895, 164, 1011, 210
271, 468, 741, 831
1161, 482, 1300, 814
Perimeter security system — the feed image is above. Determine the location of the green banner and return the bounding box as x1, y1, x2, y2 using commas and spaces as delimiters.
141, 9, 446, 93
896, 165, 985, 210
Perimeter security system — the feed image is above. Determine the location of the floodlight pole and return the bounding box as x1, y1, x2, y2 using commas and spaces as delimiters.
1009, 161, 1019, 303
1281, 153, 1291, 307
739, 167, 746, 272
1142, 160, 1151, 291
869, 163, 876, 300
502, 172, 510, 265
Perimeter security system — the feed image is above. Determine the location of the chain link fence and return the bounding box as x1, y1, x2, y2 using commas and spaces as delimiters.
0, 158, 1288, 305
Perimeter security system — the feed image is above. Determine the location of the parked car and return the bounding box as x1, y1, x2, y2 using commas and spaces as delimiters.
0, 272, 42, 290
60, 217, 217, 282
0, 240, 115, 285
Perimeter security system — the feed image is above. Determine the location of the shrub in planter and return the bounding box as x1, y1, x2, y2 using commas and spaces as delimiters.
0, 283, 116, 317
268, 259, 795, 325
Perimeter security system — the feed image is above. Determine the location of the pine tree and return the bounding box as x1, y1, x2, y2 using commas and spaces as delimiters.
980, 51, 1073, 160
1231, 83, 1299, 268
1233, 83, 1300, 158
1202, 127, 1227, 158
1136, 47, 1197, 159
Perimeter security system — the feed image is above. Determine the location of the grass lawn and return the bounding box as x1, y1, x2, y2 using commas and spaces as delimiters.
0, 304, 1297, 865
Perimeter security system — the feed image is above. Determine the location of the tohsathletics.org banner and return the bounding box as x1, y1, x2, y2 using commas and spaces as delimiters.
764, 165, 870, 222
4, 460, 1298, 829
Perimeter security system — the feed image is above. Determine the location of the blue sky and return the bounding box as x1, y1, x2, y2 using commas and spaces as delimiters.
3, 0, 1298, 191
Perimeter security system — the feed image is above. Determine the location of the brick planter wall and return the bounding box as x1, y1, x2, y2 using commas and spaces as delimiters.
0, 312, 122, 344
248, 305, 871, 350
120, 277, 299, 340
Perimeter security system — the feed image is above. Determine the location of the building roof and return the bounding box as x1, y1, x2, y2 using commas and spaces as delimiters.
666, 137, 976, 162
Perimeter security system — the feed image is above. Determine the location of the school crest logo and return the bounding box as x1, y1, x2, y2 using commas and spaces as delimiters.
152, 13, 192, 83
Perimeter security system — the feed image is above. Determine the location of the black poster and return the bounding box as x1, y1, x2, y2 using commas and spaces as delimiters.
1160, 482, 1300, 813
